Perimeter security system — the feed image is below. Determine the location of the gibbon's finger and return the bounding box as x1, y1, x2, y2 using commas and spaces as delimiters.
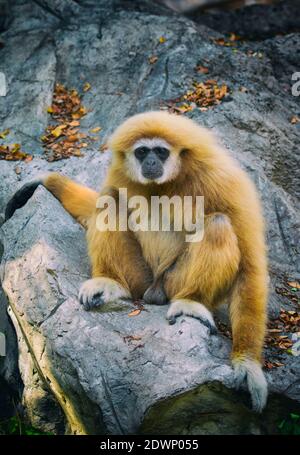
166, 299, 217, 334
233, 359, 268, 413
80, 292, 104, 311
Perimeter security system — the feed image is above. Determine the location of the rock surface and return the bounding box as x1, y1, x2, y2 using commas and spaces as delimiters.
0, 0, 300, 434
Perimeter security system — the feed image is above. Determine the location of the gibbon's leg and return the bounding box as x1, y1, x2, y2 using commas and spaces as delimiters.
79, 197, 154, 310
5, 173, 98, 228
165, 213, 240, 333
230, 274, 268, 412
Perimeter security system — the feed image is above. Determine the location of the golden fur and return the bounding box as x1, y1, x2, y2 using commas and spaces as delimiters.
45, 111, 268, 364
9, 111, 268, 410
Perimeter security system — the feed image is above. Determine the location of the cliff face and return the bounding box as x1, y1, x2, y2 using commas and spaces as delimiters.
0, 0, 299, 434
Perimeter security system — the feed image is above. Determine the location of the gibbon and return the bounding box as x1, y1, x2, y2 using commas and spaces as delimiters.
5, 111, 268, 412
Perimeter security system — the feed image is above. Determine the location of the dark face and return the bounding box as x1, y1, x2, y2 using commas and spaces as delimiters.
134, 146, 170, 180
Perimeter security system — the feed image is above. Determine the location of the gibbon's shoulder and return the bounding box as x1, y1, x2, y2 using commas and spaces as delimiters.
108, 111, 221, 159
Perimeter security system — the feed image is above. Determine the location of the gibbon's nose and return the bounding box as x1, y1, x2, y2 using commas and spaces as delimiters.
142, 151, 164, 179
145, 157, 156, 168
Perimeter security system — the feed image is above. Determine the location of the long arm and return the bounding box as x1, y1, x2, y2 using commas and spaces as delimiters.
5, 172, 98, 228
226, 171, 268, 411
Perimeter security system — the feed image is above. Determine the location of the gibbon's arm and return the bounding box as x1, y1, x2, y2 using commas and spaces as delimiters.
83, 186, 154, 306
5, 173, 98, 228
85, 215, 154, 305
225, 172, 268, 412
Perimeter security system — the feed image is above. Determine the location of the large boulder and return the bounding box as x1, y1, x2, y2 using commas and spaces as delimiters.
0, 0, 299, 434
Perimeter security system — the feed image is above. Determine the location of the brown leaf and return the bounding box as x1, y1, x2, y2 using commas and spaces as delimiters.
69, 120, 80, 127
287, 281, 300, 289
83, 82, 91, 92
229, 33, 241, 42
66, 135, 79, 142
99, 143, 108, 152
90, 126, 102, 133
149, 55, 158, 65
42, 83, 90, 161
0, 143, 31, 161
123, 335, 142, 343
128, 309, 141, 317
51, 125, 67, 138
0, 129, 10, 139
196, 65, 209, 74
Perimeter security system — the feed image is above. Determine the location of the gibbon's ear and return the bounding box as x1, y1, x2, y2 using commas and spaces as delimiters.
180, 148, 189, 158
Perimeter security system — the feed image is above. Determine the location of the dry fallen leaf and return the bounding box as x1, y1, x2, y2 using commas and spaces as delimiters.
181, 80, 229, 109
123, 335, 142, 343
0, 129, 10, 139
90, 126, 102, 133
69, 120, 80, 127
290, 116, 300, 124
196, 65, 209, 74
149, 55, 158, 64
229, 33, 241, 42
42, 83, 90, 161
83, 82, 91, 92
128, 309, 141, 317
287, 281, 300, 289
0, 143, 31, 161
99, 143, 108, 152
51, 124, 67, 138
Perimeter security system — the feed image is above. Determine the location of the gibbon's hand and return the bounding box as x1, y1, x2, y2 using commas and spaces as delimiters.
79, 277, 130, 310
233, 358, 268, 413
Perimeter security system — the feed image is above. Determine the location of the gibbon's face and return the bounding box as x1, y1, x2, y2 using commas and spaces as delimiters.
125, 138, 181, 185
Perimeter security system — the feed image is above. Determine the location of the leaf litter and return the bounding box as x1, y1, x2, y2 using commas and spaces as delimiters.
42, 82, 102, 161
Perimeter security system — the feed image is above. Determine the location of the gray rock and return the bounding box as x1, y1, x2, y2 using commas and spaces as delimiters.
189, 0, 300, 40
0, 0, 299, 434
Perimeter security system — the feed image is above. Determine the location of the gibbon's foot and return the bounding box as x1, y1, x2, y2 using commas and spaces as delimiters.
233, 358, 268, 413
79, 277, 130, 311
166, 299, 217, 334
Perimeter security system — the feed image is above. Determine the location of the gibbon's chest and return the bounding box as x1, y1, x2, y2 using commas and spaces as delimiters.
134, 230, 185, 274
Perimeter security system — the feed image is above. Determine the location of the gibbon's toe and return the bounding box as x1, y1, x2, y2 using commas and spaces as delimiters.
233, 358, 268, 413
78, 277, 130, 311
166, 299, 217, 334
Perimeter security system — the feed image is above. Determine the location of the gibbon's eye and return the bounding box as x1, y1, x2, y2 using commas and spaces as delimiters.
153, 147, 170, 161
134, 147, 149, 161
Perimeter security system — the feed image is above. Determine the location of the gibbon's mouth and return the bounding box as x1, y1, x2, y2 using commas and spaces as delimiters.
142, 170, 164, 180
